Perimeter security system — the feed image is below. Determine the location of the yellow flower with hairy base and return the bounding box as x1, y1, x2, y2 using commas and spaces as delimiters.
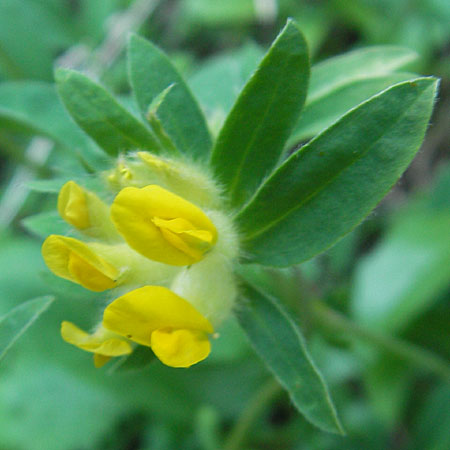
110, 185, 218, 266
58, 181, 119, 241
42, 151, 240, 370
103, 286, 213, 368
42, 235, 119, 291
61, 321, 132, 367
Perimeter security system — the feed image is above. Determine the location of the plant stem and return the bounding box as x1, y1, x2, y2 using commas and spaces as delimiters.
311, 301, 450, 382
224, 379, 281, 450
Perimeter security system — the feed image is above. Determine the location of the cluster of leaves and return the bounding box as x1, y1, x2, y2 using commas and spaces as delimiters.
0, 1, 449, 449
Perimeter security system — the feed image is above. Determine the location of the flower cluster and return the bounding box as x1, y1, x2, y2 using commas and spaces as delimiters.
42, 152, 239, 368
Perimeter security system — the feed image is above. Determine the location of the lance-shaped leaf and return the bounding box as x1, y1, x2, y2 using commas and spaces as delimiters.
237, 78, 439, 267
55, 69, 162, 156
0, 296, 54, 362
307, 46, 417, 105
289, 72, 416, 144
288, 45, 418, 145
237, 281, 344, 434
128, 34, 212, 158
210, 19, 310, 207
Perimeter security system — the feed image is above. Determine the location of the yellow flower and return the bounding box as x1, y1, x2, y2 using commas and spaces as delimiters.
42, 235, 119, 291
43, 154, 239, 371
58, 181, 90, 229
58, 181, 118, 240
110, 185, 218, 266
61, 321, 132, 368
103, 286, 213, 368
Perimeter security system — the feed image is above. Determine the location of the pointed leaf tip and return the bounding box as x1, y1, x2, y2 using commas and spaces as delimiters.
237, 281, 344, 434
211, 19, 310, 207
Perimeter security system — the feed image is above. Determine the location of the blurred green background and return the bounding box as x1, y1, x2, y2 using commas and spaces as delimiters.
0, 1, 449, 449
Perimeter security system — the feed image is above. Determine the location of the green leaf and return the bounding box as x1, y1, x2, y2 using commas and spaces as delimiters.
351, 210, 450, 333
0, 0, 74, 79
55, 68, 162, 156
27, 176, 104, 194
288, 46, 419, 144
237, 281, 344, 434
21, 211, 71, 238
237, 78, 438, 266
0, 358, 129, 450
289, 72, 416, 144
189, 42, 264, 118
108, 345, 156, 374
26, 178, 66, 193
0, 296, 54, 362
0, 234, 49, 311
127, 34, 212, 158
145, 85, 180, 155
179, 0, 256, 27
210, 19, 310, 207
306, 46, 417, 105
0, 81, 100, 161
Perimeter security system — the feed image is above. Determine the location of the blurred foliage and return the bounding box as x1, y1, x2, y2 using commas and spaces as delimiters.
0, 1, 448, 449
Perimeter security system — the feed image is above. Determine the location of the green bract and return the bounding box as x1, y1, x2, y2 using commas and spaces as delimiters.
2, 19, 439, 436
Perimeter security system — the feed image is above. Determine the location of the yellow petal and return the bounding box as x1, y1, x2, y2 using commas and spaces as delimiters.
93, 354, 112, 368
110, 185, 217, 265
151, 328, 210, 368
103, 286, 213, 347
61, 321, 132, 357
58, 181, 90, 229
58, 180, 119, 241
152, 217, 213, 261
42, 235, 119, 291
67, 251, 117, 291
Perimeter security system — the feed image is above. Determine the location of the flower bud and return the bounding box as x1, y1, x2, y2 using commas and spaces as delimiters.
58, 181, 118, 241
42, 235, 119, 291
106, 152, 221, 209
58, 181, 90, 229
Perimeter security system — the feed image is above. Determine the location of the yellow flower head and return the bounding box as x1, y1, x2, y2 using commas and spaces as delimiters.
103, 286, 213, 368
61, 321, 132, 367
43, 152, 239, 370
42, 235, 119, 291
110, 185, 218, 266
